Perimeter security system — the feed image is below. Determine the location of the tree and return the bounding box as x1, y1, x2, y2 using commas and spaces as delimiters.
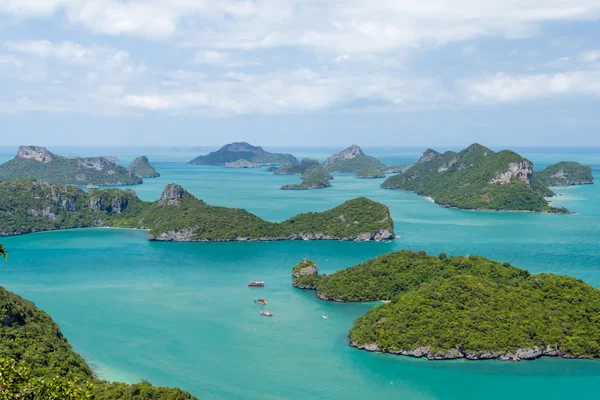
0, 244, 5, 260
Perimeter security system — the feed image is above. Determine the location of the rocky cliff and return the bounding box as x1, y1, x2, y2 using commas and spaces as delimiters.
128, 156, 160, 178
536, 161, 594, 186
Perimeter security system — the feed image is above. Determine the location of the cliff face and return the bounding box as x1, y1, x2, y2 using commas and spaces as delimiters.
323, 145, 364, 167
128, 156, 160, 178
537, 162, 594, 187
17, 146, 54, 163
323, 145, 386, 173
489, 160, 533, 185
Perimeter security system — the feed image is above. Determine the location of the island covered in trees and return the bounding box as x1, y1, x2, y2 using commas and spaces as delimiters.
292, 250, 600, 361
0, 179, 395, 242
381, 143, 594, 213
188, 142, 297, 165
0, 146, 143, 186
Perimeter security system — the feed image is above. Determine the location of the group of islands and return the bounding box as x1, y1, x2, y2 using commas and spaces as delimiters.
0, 142, 598, 398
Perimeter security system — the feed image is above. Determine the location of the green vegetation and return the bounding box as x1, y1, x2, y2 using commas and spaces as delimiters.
189, 142, 297, 165
381, 143, 570, 212
281, 166, 332, 190
537, 162, 594, 186
293, 250, 600, 360
323, 145, 385, 173
0, 282, 197, 399
0, 179, 394, 241
0, 146, 141, 186
0, 244, 5, 259
356, 167, 385, 179
128, 156, 160, 178
273, 158, 319, 175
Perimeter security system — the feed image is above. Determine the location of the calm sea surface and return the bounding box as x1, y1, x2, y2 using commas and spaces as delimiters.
0, 146, 599, 399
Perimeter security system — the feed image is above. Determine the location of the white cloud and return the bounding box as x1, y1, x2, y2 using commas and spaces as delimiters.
334, 54, 350, 63
192, 50, 260, 68
582, 50, 600, 62
462, 71, 600, 103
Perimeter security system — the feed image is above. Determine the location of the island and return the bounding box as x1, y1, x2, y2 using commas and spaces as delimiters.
281, 165, 333, 190
291, 250, 600, 361
0, 282, 198, 399
188, 142, 298, 165
356, 166, 386, 179
0, 179, 395, 242
0, 146, 142, 186
128, 155, 160, 178
323, 145, 386, 174
380, 143, 589, 213
291, 258, 321, 289
224, 159, 260, 168
273, 158, 320, 175
536, 162, 594, 186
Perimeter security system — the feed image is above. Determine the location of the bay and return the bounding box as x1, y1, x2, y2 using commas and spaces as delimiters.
0, 146, 599, 399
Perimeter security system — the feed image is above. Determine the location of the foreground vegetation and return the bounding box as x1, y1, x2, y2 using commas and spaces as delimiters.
293, 250, 600, 360
381, 144, 577, 213
0, 249, 197, 399
0, 179, 394, 242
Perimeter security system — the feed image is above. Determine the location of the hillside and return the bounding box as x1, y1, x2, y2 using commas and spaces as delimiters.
0, 284, 197, 399
537, 162, 594, 186
281, 165, 333, 190
274, 158, 320, 175
381, 144, 570, 212
189, 142, 297, 165
0, 179, 394, 242
323, 145, 385, 173
128, 156, 160, 178
0, 146, 142, 186
291, 250, 600, 361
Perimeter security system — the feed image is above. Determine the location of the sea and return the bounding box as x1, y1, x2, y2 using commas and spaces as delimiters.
0, 145, 599, 400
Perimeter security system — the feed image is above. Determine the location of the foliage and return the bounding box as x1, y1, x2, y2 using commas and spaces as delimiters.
189, 142, 297, 165
324, 154, 385, 173
281, 166, 332, 190
0, 150, 141, 186
0, 244, 5, 260
128, 156, 160, 178
350, 274, 600, 358
355, 167, 385, 179
536, 162, 594, 186
381, 144, 568, 212
0, 286, 198, 399
273, 158, 319, 175
312, 250, 530, 301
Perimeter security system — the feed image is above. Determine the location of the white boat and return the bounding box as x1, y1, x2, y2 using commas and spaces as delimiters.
322, 315, 329, 319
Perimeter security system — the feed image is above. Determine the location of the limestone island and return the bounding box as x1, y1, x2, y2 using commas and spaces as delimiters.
537, 161, 594, 186
381, 143, 594, 213
291, 250, 600, 361
224, 159, 260, 168
323, 145, 386, 178
188, 142, 297, 166
273, 158, 320, 175
128, 155, 160, 178
0, 146, 142, 186
356, 166, 386, 179
0, 283, 198, 398
281, 165, 333, 190
0, 179, 394, 242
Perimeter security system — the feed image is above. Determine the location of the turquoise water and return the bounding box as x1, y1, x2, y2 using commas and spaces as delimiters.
0, 146, 599, 399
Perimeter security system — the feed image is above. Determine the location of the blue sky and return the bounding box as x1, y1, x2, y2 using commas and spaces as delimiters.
1, 1, 599, 147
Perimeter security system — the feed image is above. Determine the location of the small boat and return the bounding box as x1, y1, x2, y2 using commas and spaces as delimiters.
322, 315, 329, 320
260, 311, 273, 317
248, 281, 265, 287
86, 184, 99, 190
254, 298, 268, 305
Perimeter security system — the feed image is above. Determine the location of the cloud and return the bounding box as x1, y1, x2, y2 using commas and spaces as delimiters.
192, 50, 261, 68
334, 54, 350, 63
582, 50, 600, 62
462, 71, 600, 103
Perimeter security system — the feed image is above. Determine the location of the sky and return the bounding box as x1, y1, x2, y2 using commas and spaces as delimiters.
1, 0, 599, 148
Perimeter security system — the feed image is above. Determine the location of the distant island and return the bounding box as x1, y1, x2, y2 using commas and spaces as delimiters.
292, 250, 600, 361
128, 155, 160, 178
0, 179, 394, 242
224, 159, 260, 168
356, 166, 385, 179
323, 145, 386, 175
281, 165, 333, 190
188, 142, 298, 165
381, 143, 594, 212
0, 282, 197, 398
537, 162, 594, 186
274, 158, 320, 175
0, 146, 142, 186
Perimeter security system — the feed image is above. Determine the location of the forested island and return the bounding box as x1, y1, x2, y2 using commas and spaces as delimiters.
323, 145, 386, 175
0, 179, 394, 242
0, 146, 142, 186
292, 250, 600, 361
0, 275, 197, 399
128, 155, 160, 178
188, 142, 297, 165
281, 165, 333, 190
537, 162, 594, 186
381, 144, 594, 212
